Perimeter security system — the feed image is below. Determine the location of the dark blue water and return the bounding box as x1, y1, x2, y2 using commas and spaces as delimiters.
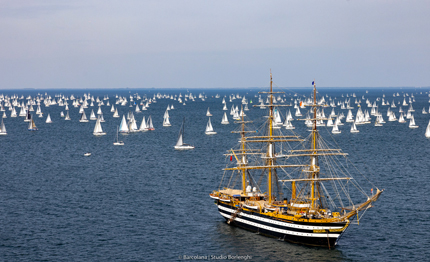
0, 88, 429, 261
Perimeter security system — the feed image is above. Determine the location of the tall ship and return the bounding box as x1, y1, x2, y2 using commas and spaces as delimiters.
209, 73, 383, 248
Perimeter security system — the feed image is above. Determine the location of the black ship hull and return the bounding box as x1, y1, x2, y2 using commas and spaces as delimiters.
217, 202, 347, 248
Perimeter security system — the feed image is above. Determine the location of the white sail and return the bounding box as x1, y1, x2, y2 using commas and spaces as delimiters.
274, 109, 282, 124
119, 115, 129, 133
65, 111, 71, 120
79, 110, 89, 122
99, 113, 105, 122
139, 116, 148, 131
350, 121, 359, 133
11, 107, 17, 117
205, 117, 217, 135
111, 104, 115, 112
287, 109, 293, 121
28, 117, 37, 131
206, 107, 212, 116
93, 117, 106, 135
19, 106, 26, 117
221, 112, 229, 124
113, 108, 119, 118
174, 118, 194, 150
176, 133, 183, 147
233, 109, 240, 120
284, 119, 295, 130
164, 109, 170, 119
425, 120, 430, 138
147, 115, 154, 130
163, 116, 171, 127
45, 113, 52, 123
398, 113, 406, 123
128, 118, 139, 132
409, 115, 418, 128
114, 126, 124, 145
0, 118, 7, 135
326, 118, 334, 127
388, 111, 397, 121
90, 109, 97, 120
332, 122, 341, 134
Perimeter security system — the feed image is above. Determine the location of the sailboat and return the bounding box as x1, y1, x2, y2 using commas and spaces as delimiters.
409, 115, 419, 129
425, 120, 430, 138
147, 115, 155, 131
99, 113, 105, 122
113, 126, 124, 145
89, 109, 97, 120
0, 118, 7, 135
174, 118, 194, 150
375, 116, 383, 126
350, 121, 359, 133
113, 108, 119, 118
65, 111, 71, 120
163, 109, 171, 127
10, 107, 17, 118
119, 115, 129, 133
206, 107, 212, 116
93, 117, 106, 136
205, 117, 217, 135
139, 116, 148, 131
79, 110, 89, 122
45, 113, 53, 123
284, 119, 295, 130
28, 115, 38, 131
24, 110, 31, 122
221, 112, 229, 125
209, 74, 383, 248
331, 122, 341, 134
398, 113, 406, 123
128, 117, 139, 132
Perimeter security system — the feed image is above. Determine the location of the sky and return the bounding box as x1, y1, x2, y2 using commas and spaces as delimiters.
0, 0, 429, 89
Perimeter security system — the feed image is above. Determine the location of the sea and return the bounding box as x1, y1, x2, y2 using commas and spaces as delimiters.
0, 87, 429, 261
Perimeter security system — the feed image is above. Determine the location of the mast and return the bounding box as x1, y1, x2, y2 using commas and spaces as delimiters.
311, 80, 318, 209
241, 107, 247, 195
226, 71, 305, 203
268, 70, 274, 203
229, 106, 254, 195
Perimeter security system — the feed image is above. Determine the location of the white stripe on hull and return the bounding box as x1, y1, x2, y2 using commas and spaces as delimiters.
219, 212, 340, 238
218, 205, 343, 238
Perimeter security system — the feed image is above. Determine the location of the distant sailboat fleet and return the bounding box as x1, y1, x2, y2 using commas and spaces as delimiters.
0, 88, 430, 144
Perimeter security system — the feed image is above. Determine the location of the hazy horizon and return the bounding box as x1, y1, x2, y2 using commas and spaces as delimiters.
1, 1, 429, 89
